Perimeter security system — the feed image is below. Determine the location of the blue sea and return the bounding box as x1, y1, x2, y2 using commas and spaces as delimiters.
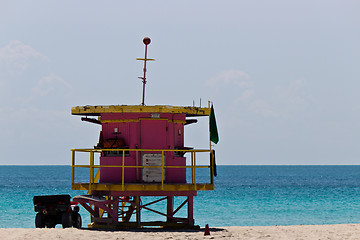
1, 165, 360, 228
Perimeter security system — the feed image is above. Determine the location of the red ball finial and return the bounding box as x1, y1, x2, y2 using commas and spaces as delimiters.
143, 37, 151, 45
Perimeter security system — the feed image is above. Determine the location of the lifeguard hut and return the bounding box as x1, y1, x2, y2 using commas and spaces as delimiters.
71, 38, 218, 229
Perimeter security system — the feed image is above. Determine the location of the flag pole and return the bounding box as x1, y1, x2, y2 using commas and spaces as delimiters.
209, 100, 212, 152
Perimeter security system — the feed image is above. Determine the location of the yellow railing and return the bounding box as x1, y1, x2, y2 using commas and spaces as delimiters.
71, 148, 215, 192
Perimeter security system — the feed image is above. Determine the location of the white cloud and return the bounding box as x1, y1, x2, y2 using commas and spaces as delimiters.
209, 72, 311, 120
0, 40, 47, 76
249, 99, 277, 117
274, 78, 311, 116
206, 69, 252, 88
235, 89, 255, 103
0, 41, 73, 107
31, 74, 72, 98
243, 78, 311, 118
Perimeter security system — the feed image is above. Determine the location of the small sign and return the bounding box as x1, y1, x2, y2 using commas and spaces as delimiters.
142, 153, 165, 183
151, 113, 160, 118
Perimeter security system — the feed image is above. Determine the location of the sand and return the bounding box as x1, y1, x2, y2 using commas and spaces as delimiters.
2, 224, 360, 240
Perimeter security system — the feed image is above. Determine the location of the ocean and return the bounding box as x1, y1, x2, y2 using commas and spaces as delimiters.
1, 165, 360, 228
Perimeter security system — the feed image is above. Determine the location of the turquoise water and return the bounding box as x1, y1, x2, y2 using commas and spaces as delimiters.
1, 165, 360, 228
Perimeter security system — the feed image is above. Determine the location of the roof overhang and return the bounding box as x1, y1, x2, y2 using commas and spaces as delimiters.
71, 105, 209, 117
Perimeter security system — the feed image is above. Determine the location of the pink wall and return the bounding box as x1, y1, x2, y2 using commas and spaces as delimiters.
99, 112, 187, 183
99, 156, 137, 183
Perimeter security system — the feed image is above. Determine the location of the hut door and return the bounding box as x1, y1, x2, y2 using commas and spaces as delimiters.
140, 120, 167, 183
140, 120, 167, 149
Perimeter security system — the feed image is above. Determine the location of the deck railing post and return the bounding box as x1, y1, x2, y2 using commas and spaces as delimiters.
71, 150, 75, 188
161, 150, 165, 189
210, 150, 214, 185
194, 152, 197, 191
191, 151, 194, 184
89, 150, 94, 190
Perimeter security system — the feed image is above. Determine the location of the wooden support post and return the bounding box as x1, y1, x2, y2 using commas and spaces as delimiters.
187, 196, 194, 225
112, 196, 119, 223
135, 196, 141, 228
94, 206, 100, 218
167, 196, 174, 222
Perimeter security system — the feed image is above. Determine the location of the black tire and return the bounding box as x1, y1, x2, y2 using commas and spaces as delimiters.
72, 212, 82, 229
61, 212, 72, 228
46, 223, 56, 228
45, 216, 57, 228
45, 221, 56, 228
35, 213, 45, 228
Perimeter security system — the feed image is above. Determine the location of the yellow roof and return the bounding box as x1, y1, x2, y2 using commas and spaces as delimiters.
71, 105, 209, 117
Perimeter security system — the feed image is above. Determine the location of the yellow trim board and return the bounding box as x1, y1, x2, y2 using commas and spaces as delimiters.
72, 183, 214, 192
100, 118, 186, 124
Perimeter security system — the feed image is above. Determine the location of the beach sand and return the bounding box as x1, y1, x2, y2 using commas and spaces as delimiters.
2, 224, 360, 240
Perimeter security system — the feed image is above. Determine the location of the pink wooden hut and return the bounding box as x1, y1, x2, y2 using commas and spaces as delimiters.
70, 38, 218, 229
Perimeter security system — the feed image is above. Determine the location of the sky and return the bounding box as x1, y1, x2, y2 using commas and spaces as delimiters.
0, 0, 359, 165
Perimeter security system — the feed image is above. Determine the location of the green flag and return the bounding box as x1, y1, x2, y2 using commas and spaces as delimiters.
210, 104, 219, 144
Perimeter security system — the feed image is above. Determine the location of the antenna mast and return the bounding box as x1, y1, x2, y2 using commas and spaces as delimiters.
137, 37, 155, 106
